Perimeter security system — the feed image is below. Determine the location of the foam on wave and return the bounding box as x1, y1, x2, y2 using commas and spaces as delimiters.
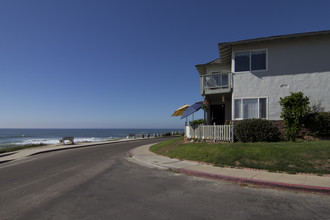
14, 137, 119, 146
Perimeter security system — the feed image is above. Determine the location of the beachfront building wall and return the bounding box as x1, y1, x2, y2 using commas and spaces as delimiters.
231, 34, 330, 120
197, 61, 232, 125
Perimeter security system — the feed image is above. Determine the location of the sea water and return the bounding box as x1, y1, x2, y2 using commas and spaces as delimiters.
0, 129, 182, 148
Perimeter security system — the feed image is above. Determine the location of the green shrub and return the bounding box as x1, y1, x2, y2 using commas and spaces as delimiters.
305, 112, 330, 137
224, 120, 232, 125
190, 119, 204, 127
162, 132, 172, 136
234, 119, 280, 142
279, 92, 310, 141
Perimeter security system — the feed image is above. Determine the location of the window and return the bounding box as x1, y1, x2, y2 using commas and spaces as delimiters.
234, 50, 267, 72
243, 99, 258, 119
235, 51, 250, 72
251, 50, 266, 70
234, 97, 267, 119
259, 98, 267, 118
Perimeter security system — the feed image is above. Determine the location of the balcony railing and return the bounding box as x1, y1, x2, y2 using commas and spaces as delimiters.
201, 73, 232, 95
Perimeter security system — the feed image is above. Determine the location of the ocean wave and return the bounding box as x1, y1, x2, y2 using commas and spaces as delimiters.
14, 137, 120, 146
74, 137, 121, 143
16, 139, 60, 146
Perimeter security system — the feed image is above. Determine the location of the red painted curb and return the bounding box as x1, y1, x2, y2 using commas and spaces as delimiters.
178, 168, 330, 194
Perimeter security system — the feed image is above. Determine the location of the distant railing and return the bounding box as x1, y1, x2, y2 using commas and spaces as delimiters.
203, 73, 230, 90
185, 124, 234, 143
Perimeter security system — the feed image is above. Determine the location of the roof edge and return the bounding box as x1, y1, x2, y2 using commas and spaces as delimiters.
218, 30, 330, 47
195, 58, 222, 67
195, 58, 226, 76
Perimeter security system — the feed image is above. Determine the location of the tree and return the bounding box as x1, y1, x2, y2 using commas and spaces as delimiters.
279, 92, 310, 141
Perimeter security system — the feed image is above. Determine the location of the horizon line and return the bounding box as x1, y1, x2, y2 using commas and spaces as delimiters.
0, 128, 184, 130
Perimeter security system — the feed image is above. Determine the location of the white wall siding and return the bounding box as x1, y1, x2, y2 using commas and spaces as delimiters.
206, 65, 231, 74
232, 71, 330, 120
231, 35, 330, 120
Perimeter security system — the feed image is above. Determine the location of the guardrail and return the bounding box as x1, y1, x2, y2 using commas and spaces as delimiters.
185, 124, 234, 142
202, 73, 230, 89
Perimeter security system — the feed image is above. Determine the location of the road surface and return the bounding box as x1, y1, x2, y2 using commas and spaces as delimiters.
0, 137, 329, 220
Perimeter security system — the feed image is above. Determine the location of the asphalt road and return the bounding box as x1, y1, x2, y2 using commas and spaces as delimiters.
0, 137, 330, 220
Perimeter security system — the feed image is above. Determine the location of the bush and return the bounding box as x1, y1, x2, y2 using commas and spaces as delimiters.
305, 112, 330, 137
279, 92, 310, 141
162, 132, 172, 136
234, 119, 280, 142
189, 119, 204, 127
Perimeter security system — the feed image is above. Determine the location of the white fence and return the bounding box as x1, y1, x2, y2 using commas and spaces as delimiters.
185, 125, 234, 142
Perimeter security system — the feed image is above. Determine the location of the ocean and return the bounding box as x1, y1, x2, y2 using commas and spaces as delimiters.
0, 128, 182, 148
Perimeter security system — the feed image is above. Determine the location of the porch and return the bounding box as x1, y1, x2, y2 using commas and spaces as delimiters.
203, 93, 232, 125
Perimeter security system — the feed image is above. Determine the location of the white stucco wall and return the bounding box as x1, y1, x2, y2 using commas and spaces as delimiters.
232, 71, 330, 120
231, 35, 330, 120
206, 64, 230, 74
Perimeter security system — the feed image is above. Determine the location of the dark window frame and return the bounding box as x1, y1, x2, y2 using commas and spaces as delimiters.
234, 49, 267, 72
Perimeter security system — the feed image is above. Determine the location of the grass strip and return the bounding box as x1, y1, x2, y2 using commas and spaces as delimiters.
0, 144, 45, 154
150, 137, 330, 175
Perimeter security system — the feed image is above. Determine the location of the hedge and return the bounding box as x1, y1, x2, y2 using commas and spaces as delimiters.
234, 119, 280, 142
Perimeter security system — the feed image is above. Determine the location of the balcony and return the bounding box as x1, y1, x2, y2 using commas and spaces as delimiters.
201, 72, 232, 95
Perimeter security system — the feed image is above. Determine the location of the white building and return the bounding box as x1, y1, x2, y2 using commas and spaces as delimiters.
196, 30, 330, 125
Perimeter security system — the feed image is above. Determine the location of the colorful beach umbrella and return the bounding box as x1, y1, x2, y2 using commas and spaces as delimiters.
172, 105, 190, 116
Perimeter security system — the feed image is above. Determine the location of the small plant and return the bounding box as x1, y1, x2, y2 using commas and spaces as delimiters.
234, 119, 280, 142
224, 120, 232, 125
202, 104, 209, 110
190, 119, 204, 127
279, 92, 310, 141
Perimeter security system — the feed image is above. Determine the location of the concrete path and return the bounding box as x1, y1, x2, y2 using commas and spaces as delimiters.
130, 144, 330, 194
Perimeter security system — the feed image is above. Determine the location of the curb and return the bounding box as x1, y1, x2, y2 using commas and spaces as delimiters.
129, 144, 330, 195
0, 160, 13, 164
177, 168, 330, 194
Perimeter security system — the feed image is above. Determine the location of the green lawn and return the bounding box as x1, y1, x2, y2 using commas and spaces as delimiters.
150, 137, 330, 175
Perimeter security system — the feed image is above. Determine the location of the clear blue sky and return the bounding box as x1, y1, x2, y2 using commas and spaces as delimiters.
0, 0, 329, 129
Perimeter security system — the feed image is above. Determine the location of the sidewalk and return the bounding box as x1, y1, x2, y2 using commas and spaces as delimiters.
130, 144, 330, 194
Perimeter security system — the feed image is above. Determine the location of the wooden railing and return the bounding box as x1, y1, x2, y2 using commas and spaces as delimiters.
185, 124, 234, 142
